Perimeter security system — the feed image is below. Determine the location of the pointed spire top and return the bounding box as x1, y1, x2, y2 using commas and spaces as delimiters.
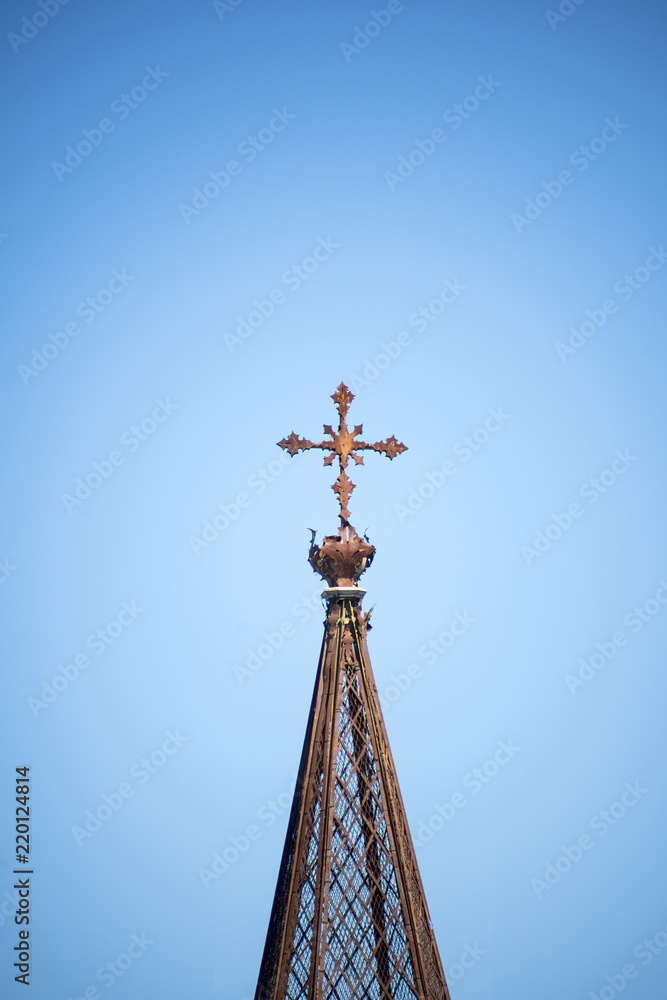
277, 382, 407, 522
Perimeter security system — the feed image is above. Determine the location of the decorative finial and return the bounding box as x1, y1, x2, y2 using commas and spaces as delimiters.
277, 382, 407, 523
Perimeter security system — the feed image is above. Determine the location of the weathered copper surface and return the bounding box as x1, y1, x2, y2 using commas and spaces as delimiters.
308, 522, 375, 588
254, 594, 450, 1000
255, 385, 449, 999
278, 382, 407, 523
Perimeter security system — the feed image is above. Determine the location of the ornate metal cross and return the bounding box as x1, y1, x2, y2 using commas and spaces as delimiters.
278, 382, 407, 522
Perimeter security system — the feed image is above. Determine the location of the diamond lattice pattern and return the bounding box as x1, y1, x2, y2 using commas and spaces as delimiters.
324, 668, 418, 999
284, 662, 419, 999
285, 779, 324, 998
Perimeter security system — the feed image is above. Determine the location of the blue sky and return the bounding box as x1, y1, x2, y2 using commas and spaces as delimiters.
1, 1, 666, 998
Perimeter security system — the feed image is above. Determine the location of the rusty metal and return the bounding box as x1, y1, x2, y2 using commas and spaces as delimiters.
278, 382, 407, 523
255, 386, 450, 1000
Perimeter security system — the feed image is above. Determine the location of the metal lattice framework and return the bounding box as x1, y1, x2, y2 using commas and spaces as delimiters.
254, 595, 450, 1000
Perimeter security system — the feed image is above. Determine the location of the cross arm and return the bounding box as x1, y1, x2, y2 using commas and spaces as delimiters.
355, 435, 407, 460
277, 432, 332, 457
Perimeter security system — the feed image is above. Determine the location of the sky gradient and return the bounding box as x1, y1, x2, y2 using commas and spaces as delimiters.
1, 1, 667, 998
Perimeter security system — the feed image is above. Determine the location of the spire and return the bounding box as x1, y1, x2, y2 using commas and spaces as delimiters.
255, 386, 450, 1000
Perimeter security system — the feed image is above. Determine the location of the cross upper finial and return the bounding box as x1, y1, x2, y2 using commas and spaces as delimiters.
278, 382, 407, 522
